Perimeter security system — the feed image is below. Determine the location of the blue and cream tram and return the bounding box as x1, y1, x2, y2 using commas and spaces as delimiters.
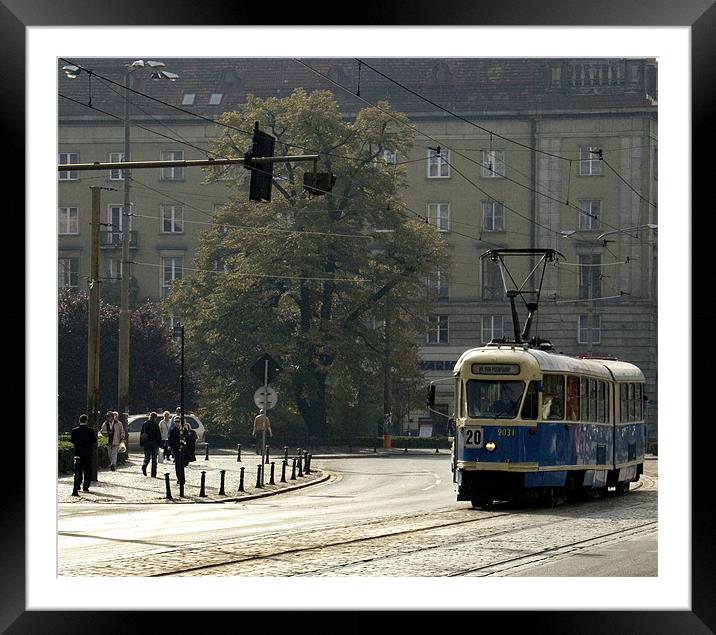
450, 342, 646, 507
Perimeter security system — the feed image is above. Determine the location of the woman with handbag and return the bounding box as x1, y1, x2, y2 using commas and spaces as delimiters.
140, 411, 162, 477
100, 411, 126, 472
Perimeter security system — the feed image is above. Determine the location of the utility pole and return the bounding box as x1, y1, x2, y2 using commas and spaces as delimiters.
87, 186, 102, 480
118, 68, 132, 445
383, 292, 392, 439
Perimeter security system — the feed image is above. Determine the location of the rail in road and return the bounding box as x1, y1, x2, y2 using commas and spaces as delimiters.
58, 479, 657, 577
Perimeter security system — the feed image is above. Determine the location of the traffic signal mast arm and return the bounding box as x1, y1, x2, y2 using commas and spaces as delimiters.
58, 155, 319, 172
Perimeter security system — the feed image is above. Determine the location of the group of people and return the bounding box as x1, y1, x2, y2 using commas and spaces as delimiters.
140, 407, 197, 482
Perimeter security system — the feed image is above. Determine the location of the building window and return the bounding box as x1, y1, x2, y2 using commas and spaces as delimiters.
481, 315, 504, 343
578, 146, 602, 176
578, 314, 601, 344
481, 258, 503, 300
58, 207, 79, 235
481, 200, 505, 232
58, 257, 79, 289
182, 93, 196, 105
109, 152, 125, 180
428, 271, 449, 301
160, 151, 185, 181
108, 258, 122, 281
58, 152, 79, 181
160, 205, 184, 233
382, 149, 397, 165
577, 199, 601, 230
107, 204, 131, 233
427, 315, 449, 344
209, 93, 223, 105
161, 256, 184, 298
578, 254, 601, 299
427, 148, 450, 178
427, 203, 450, 232
481, 150, 505, 177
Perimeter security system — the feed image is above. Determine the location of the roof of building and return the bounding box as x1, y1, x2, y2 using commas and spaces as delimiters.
58, 57, 657, 122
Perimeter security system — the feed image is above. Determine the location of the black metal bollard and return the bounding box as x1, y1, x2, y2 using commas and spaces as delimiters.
72, 457, 81, 496
281, 460, 287, 483
435, 442, 440, 454
283, 446, 289, 463
164, 473, 173, 500
199, 471, 207, 497
256, 464, 263, 488
219, 469, 226, 495
305, 454, 311, 475
291, 458, 297, 480
205, 443, 210, 460
238, 466, 245, 492
237, 444, 242, 462
265, 444, 270, 465
405, 440, 408, 453
269, 462, 275, 485
297, 454, 304, 477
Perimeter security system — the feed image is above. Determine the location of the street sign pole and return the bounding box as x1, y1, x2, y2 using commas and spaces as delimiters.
262, 359, 269, 484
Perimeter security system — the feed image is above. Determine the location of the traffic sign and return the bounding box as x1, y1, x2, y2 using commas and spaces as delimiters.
254, 385, 278, 410
250, 353, 282, 383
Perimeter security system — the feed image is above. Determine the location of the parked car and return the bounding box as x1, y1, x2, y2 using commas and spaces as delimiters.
126, 412, 206, 448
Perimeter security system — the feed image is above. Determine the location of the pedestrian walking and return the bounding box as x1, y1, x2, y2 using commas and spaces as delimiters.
99, 410, 125, 471
168, 419, 187, 485
169, 406, 182, 433
140, 411, 162, 477
252, 408, 272, 455
159, 410, 171, 462
70, 414, 96, 492
184, 421, 197, 464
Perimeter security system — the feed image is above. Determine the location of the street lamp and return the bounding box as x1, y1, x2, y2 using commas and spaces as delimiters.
64, 60, 179, 440
585, 224, 658, 354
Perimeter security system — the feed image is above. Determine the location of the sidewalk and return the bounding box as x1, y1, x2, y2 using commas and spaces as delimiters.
58, 449, 328, 505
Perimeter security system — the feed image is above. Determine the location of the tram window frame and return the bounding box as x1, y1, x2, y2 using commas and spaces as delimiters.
458, 379, 465, 418
580, 377, 589, 421
628, 383, 635, 422
597, 381, 606, 422
566, 375, 580, 421
521, 380, 539, 420
542, 374, 565, 420
620, 384, 628, 423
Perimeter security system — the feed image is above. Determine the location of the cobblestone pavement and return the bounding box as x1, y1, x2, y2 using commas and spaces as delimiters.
59, 458, 657, 577
58, 450, 327, 504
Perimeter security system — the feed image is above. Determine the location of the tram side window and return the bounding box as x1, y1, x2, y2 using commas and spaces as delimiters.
588, 379, 597, 422
566, 376, 580, 421
635, 384, 643, 420
620, 384, 628, 423
543, 374, 565, 420
521, 380, 539, 420
628, 383, 635, 422
597, 381, 606, 422
581, 377, 589, 421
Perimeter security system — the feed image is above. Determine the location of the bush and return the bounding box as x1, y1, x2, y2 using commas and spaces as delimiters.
58, 432, 127, 474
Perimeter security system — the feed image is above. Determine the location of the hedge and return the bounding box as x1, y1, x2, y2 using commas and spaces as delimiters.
58, 432, 128, 474
205, 433, 452, 451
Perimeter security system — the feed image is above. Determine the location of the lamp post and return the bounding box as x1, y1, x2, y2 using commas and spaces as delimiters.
585, 224, 658, 354
172, 322, 185, 431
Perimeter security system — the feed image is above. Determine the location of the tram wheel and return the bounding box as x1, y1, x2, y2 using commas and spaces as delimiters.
471, 498, 493, 510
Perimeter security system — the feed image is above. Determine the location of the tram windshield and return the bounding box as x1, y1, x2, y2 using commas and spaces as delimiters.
465, 380, 525, 419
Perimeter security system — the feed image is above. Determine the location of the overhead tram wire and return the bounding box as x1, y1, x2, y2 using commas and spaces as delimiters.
356, 57, 659, 212
294, 58, 653, 249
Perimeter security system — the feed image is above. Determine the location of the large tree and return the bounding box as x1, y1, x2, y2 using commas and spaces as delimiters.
57, 289, 194, 432
169, 89, 448, 437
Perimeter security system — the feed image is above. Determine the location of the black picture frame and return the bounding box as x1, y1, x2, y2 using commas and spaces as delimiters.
7, 1, 708, 632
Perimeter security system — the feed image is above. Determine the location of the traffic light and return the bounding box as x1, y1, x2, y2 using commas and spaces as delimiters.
245, 122, 275, 202
303, 171, 336, 196
426, 385, 436, 407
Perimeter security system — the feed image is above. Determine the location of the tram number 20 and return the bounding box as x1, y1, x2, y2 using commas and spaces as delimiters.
463, 427, 483, 448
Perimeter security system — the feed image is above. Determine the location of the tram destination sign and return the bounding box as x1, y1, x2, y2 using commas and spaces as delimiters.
472, 363, 520, 375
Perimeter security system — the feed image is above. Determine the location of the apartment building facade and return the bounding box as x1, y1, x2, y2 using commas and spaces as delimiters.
58, 58, 658, 442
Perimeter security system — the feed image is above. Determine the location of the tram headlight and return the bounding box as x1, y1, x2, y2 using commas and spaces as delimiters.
485, 441, 496, 452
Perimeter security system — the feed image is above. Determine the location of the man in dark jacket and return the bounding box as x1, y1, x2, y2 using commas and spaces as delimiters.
70, 414, 96, 492
140, 411, 163, 477
168, 421, 187, 487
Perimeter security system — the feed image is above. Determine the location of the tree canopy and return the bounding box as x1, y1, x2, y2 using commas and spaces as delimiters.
168, 89, 448, 437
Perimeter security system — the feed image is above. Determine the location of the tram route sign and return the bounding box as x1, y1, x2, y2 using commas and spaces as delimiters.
250, 353, 282, 383
254, 385, 278, 410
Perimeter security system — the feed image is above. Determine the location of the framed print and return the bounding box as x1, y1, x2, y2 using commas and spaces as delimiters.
7, 0, 710, 631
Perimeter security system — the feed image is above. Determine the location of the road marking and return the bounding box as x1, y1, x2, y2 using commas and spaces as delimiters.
422, 474, 442, 491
